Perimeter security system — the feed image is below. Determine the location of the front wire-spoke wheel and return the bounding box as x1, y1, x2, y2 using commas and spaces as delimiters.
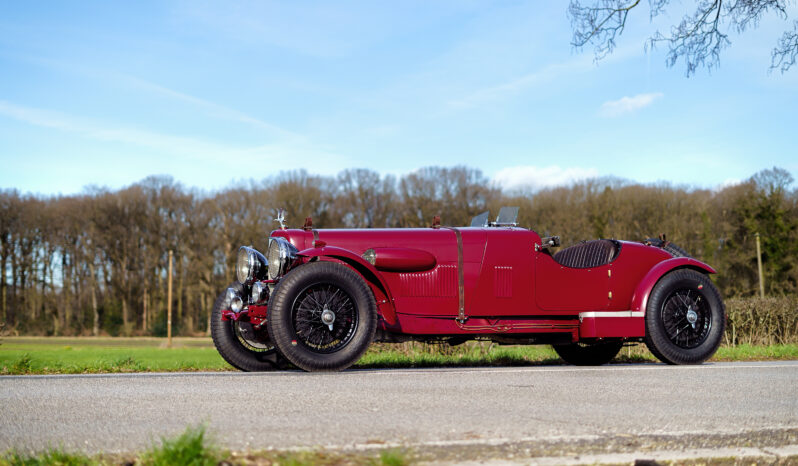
645, 269, 725, 365
268, 262, 377, 372
292, 284, 359, 353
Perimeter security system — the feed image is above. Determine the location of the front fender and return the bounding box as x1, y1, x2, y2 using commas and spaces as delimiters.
630, 257, 717, 316
297, 246, 398, 326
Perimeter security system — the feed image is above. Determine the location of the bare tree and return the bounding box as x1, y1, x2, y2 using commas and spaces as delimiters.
1, 166, 795, 335
334, 169, 397, 228
398, 166, 499, 227
569, 0, 798, 75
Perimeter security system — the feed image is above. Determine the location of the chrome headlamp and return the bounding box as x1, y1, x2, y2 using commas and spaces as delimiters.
225, 288, 244, 313
236, 246, 267, 285
251, 281, 269, 305
267, 237, 298, 279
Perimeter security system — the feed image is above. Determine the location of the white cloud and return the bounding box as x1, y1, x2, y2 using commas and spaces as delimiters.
0, 101, 347, 170
599, 92, 663, 117
448, 57, 594, 109
17, 55, 301, 140
448, 44, 641, 111
117, 75, 302, 140
491, 165, 599, 192
0, 100, 242, 162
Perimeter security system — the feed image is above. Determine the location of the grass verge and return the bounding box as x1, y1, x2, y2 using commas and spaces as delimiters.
4, 425, 797, 466
0, 337, 229, 375
2, 337, 797, 375
139, 425, 222, 466
356, 341, 798, 368
1, 424, 410, 466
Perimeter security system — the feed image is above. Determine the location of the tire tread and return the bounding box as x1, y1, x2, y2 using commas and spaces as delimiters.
210, 282, 282, 371
267, 262, 377, 372
644, 269, 725, 365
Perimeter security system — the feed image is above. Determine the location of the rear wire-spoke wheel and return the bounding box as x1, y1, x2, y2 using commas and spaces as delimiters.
645, 269, 725, 365
553, 340, 623, 366
268, 262, 377, 372
210, 282, 286, 371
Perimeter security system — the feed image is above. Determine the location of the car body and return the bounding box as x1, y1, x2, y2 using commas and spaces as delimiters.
211, 208, 726, 371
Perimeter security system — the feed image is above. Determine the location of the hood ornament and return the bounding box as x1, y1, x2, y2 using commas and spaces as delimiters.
275, 208, 287, 230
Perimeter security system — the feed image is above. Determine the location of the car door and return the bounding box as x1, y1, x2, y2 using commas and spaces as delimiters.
534, 251, 610, 312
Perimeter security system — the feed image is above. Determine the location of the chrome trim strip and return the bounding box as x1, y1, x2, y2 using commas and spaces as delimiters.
443, 227, 466, 322
579, 311, 644, 318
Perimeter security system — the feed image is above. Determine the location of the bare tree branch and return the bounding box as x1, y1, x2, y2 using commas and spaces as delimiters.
649, 0, 670, 18
727, 0, 787, 32
650, 0, 729, 76
569, 0, 797, 75
569, 0, 643, 60
772, 20, 798, 72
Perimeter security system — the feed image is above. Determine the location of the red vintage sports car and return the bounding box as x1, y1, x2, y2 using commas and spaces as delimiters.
211, 207, 725, 372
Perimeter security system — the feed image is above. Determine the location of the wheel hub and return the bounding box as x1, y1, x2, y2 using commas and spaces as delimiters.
686, 307, 698, 329
321, 307, 336, 331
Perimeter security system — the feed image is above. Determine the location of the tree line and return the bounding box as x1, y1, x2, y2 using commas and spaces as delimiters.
1, 166, 795, 336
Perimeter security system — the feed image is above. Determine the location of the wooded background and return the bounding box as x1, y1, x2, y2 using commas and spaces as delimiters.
1, 166, 795, 336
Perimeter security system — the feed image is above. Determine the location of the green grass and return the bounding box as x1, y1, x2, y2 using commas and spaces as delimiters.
6, 424, 796, 466
0, 337, 229, 375
140, 425, 222, 466
2, 337, 797, 375
358, 341, 798, 368
378, 449, 410, 466
1, 424, 409, 466
1, 425, 226, 466
0, 449, 98, 466
713, 343, 798, 361
357, 342, 563, 368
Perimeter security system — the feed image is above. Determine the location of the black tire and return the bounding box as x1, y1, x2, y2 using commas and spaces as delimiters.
645, 238, 691, 258
644, 269, 725, 365
553, 340, 624, 366
267, 262, 377, 372
210, 282, 286, 371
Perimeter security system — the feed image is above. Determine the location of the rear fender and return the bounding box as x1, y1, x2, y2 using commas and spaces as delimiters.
630, 257, 717, 316
297, 246, 397, 326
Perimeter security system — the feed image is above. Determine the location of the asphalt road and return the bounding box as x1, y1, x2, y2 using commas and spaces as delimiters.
1, 362, 797, 455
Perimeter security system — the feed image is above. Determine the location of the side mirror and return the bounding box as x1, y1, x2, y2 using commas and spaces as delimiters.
537, 236, 561, 251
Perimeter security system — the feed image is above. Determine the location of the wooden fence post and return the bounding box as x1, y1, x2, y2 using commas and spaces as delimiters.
167, 250, 173, 348
755, 233, 765, 298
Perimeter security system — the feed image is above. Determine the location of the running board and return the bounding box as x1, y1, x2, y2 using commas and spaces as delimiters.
578, 310, 645, 338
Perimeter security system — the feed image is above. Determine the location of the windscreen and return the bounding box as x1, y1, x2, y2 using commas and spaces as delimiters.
495, 206, 519, 226
470, 211, 490, 227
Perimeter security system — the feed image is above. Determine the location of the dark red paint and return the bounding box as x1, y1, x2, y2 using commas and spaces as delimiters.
258, 226, 716, 342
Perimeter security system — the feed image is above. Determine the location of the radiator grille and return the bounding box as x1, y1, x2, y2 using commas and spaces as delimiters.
552, 239, 619, 269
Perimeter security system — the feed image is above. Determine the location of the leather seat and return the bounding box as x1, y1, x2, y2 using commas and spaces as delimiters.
552, 239, 620, 269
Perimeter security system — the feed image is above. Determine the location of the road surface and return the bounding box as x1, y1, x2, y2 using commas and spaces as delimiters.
1, 361, 797, 456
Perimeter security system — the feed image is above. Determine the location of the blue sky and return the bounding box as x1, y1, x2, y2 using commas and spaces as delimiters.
1, 1, 796, 196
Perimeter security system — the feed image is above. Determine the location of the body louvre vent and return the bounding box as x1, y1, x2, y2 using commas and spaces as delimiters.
400, 264, 457, 297
494, 266, 513, 298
